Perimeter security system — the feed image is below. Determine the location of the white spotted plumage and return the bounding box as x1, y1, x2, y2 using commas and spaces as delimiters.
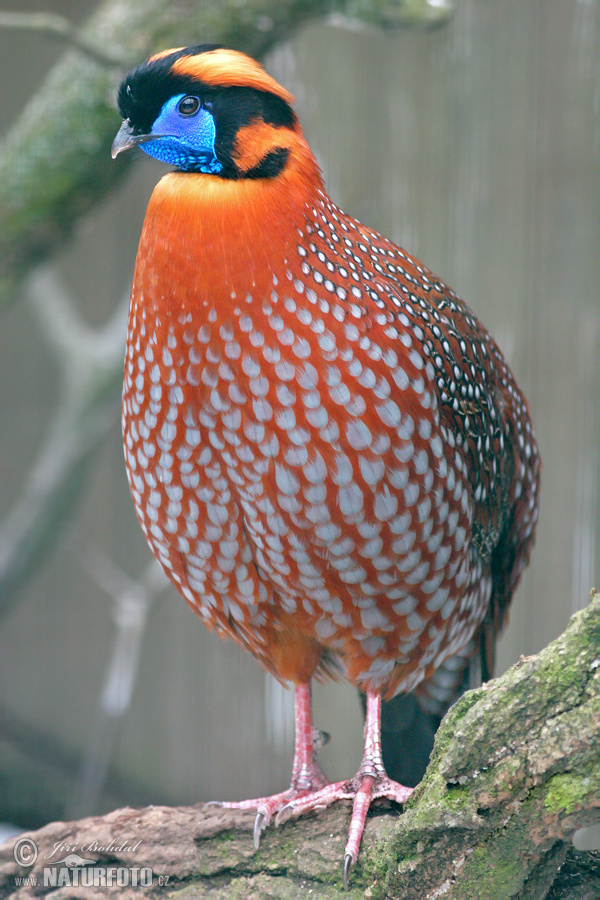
122, 180, 539, 700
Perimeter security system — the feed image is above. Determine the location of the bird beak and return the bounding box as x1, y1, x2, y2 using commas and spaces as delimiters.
111, 119, 150, 158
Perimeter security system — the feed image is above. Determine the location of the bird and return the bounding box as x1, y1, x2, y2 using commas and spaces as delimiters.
112, 45, 540, 889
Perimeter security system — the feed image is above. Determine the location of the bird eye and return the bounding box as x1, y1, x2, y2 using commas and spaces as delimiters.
178, 95, 201, 117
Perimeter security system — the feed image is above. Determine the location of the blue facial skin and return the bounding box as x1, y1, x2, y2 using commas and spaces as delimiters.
140, 93, 223, 174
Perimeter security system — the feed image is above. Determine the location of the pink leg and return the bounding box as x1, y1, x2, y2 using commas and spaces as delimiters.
207, 682, 329, 847
277, 689, 413, 890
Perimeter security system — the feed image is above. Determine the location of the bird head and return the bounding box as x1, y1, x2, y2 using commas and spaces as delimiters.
112, 46, 300, 179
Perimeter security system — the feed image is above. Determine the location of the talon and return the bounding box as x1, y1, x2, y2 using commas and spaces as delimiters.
343, 852, 354, 891
253, 810, 267, 849
274, 802, 293, 827
202, 800, 224, 809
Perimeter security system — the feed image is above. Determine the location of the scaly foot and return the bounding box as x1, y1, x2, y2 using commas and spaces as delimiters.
205, 685, 413, 891
204, 683, 329, 846
276, 770, 412, 889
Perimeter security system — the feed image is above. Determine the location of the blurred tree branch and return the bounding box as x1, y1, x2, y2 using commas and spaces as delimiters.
0, 0, 450, 311
69, 554, 169, 821
2, 593, 599, 896
0, 268, 126, 616
0, 12, 123, 67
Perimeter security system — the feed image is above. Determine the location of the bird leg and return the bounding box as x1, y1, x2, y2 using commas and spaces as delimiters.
207, 681, 329, 847
276, 688, 413, 890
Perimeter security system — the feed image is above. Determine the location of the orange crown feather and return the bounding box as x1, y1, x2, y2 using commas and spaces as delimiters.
147, 47, 295, 107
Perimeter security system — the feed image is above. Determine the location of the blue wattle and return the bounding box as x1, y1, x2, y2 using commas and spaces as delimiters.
140, 137, 223, 173
142, 94, 223, 174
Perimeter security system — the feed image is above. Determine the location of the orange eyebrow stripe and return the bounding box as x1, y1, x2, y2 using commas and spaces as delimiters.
171, 49, 295, 106
149, 47, 184, 62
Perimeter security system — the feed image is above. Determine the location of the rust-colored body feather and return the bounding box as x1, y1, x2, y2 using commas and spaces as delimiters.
123, 126, 538, 698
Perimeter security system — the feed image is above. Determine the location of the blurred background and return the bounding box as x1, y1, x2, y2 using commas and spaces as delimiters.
0, 0, 598, 849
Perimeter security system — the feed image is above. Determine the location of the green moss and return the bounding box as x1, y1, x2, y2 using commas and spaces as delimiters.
425, 687, 487, 766
443, 784, 470, 811
208, 828, 236, 844
360, 845, 392, 892
544, 771, 596, 817
456, 843, 525, 899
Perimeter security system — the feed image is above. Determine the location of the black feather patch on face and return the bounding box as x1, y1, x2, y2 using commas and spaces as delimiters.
210, 87, 295, 178
116, 46, 297, 178
116, 45, 220, 134
244, 147, 290, 179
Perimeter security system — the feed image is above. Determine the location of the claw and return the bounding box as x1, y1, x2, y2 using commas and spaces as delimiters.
253, 810, 268, 849
342, 853, 353, 892
274, 801, 293, 828
204, 689, 412, 886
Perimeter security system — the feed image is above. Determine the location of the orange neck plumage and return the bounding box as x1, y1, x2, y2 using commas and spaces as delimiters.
132, 129, 323, 318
